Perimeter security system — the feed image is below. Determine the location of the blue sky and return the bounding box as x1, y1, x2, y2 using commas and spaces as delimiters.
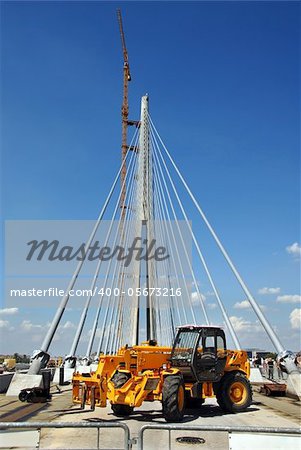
1, 1, 300, 354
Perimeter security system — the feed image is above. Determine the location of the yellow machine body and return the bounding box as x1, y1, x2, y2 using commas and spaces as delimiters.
72, 343, 250, 409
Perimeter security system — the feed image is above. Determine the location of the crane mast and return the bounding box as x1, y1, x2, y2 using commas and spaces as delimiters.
117, 9, 131, 218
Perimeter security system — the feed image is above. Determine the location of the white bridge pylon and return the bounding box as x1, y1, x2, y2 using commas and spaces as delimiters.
131, 95, 156, 344
29, 94, 287, 376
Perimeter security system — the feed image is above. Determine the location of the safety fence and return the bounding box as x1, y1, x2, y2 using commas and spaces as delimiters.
0, 421, 131, 450
0, 421, 300, 450
138, 424, 301, 450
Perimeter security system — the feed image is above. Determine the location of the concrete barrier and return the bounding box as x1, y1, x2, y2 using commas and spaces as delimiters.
6, 373, 43, 396
249, 367, 264, 384
286, 372, 301, 400
53, 367, 74, 384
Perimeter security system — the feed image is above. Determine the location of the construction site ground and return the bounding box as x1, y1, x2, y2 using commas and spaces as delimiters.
0, 382, 300, 450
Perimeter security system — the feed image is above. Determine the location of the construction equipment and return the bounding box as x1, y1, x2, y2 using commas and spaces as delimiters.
72, 325, 252, 422
19, 369, 52, 403
117, 9, 132, 218
3, 359, 16, 371
260, 382, 286, 397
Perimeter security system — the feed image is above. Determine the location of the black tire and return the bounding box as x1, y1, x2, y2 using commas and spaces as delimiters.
111, 371, 130, 388
216, 371, 252, 413
162, 375, 186, 422
111, 403, 133, 417
111, 372, 133, 417
18, 390, 28, 402
26, 390, 36, 403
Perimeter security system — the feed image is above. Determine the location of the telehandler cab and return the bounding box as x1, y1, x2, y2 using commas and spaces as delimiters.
72, 325, 252, 422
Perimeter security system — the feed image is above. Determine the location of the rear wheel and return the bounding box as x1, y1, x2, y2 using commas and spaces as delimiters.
216, 372, 252, 413
162, 375, 185, 422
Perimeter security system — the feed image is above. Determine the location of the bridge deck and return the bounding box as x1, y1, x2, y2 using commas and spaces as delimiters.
0, 384, 299, 449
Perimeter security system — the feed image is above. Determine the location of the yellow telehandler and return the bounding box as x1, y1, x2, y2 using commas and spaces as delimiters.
72, 325, 252, 422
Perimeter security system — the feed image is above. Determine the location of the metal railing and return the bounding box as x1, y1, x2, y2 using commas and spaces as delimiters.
1, 421, 300, 450
0, 421, 131, 450
137, 424, 301, 450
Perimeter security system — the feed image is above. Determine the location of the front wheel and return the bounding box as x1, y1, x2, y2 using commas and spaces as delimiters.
216, 371, 252, 413
111, 404, 133, 417
162, 375, 185, 422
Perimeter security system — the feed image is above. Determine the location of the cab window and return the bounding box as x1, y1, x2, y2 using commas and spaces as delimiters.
203, 335, 215, 353
216, 334, 226, 358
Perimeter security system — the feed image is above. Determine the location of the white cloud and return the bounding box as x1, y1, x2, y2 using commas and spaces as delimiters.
191, 291, 206, 304
87, 327, 103, 339
208, 303, 217, 310
205, 291, 215, 297
21, 320, 43, 332
277, 295, 301, 304
234, 300, 266, 311
229, 316, 261, 333
234, 300, 250, 309
0, 307, 19, 315
62, 321, 76, 329
230, 316, 253, 332
0, 320, 10, 328
258, 287, 280, 295
290, 309, 301, 329
286, 242, 301, 257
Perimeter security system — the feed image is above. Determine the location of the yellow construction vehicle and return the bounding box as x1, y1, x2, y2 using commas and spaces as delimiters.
72, 325, 252, 422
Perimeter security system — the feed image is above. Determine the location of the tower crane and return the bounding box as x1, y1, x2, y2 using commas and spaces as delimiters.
117, 9, 133, 218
